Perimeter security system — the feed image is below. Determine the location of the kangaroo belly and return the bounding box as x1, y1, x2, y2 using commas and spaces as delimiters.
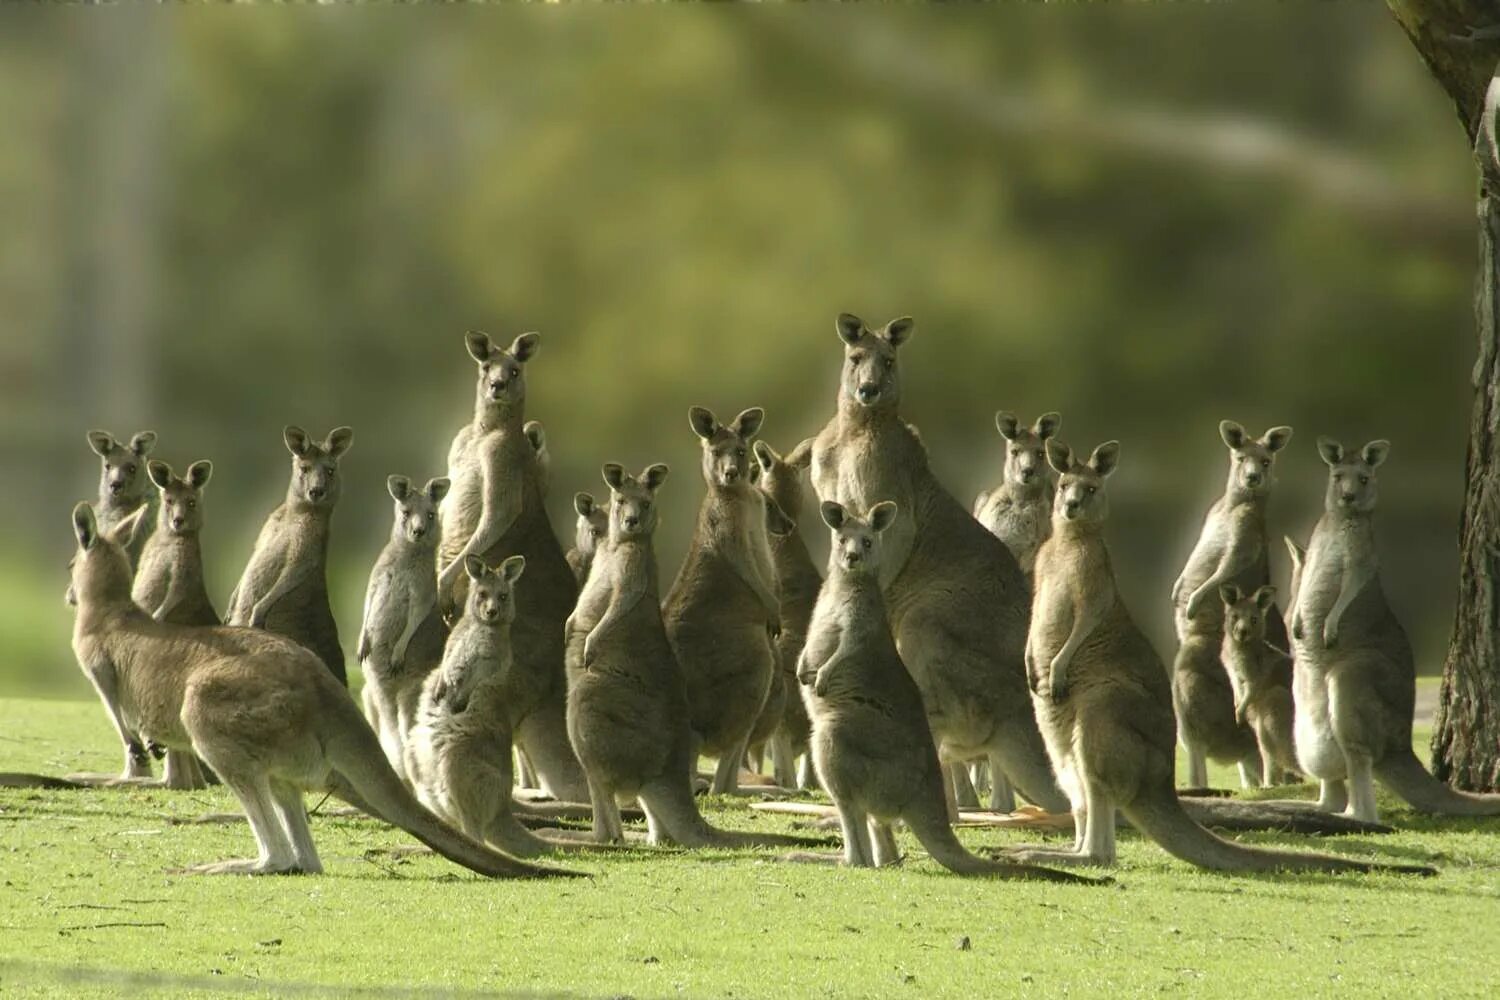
1293, 666, 1343, 779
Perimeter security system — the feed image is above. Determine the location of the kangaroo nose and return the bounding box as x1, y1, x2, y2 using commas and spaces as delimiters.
108, 481, 125, 495
308, 486, 326, 501
412, 524, 426, 538
722, 468, 739, 483
171, 516, 186, 530
624, 515, 640, 529
857, 383, 879, 403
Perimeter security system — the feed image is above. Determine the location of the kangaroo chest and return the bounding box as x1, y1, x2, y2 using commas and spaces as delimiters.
1296, 520, 1367, 625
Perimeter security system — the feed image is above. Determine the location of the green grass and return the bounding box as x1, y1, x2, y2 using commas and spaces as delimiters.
2, 687, 1498, 999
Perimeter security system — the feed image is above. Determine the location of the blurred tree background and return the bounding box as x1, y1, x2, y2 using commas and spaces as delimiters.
0, 6, 1476, 697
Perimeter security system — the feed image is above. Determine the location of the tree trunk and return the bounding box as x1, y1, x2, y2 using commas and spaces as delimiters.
1386, 1, 1500, 789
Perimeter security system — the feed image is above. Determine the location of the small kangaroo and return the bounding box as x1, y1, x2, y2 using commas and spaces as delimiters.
662, 406, 782, 794
437, 331, 587, 802
357, 474, 450, 779
1219, 583, 1298, 786
1290, 438, 1500, 822
566, 492, 608, 585
1008, 439, 1431, 874
67, 501, 578, 879
130, 459, 219, 790
566, 463, 823, 849
1171, 421, 1292, 789
797, 499, 1096, 884
807, 314, 1066, 815
226, 426, 352, 684
973, 411, 1061, 578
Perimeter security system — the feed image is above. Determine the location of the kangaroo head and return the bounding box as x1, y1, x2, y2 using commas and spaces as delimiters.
1220, 583, 1276, 645
1318, 437, 1389, 515
689, 406, 763, 490
466, 330, 538, 414
147, 459, 212, 536
87, 430, 156, 506
572, 492, 609, 560
68, 502, 145, 608
462, 553, 524, 627
820, 499, 898, 575
753, 439, 812, 527
836, 313, 912, 411
995, 411, 1061, 489
387, 474, 448, 546
1220, 421, 1292, 499
283, 426, 352, 509
1046, 439, 1120, 525
523, 419, 550, 497
602, 462, 669, 541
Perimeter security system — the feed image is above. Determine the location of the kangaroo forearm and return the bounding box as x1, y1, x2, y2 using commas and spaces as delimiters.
252, 560, 312, 618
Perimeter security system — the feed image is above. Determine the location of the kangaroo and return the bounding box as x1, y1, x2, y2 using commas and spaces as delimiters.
973, 411, 1061, 578
1170, 421, 1293, 789
1004, 438, 1431, 874
796, 499, 1096, 883
662, 406, 782, 795
1219, 583, 1298, 786
130, 459, 219, 790
226, 426, 352, 684
751, 440, 821, 789
566, 492, 608, 585
357, 475, 450, 779
1290, 438, 1500, 822
66, 501, 578, 879
437, 331, 587, 802
566, 463, 823, 849
806, 314, 1066, 815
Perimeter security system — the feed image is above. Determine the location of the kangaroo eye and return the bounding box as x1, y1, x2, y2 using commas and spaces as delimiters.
427, 511, 435, 521
1261, 459, 1271, 468
883, 357, 894, 370
862, 537, 872, 550
591, 529, 602, 538
187, 499, 197, 509
1359, 475, 1369, 485
508, 366, 519, 379
640, 500, 651, 512
125, 463, 137, 475
1087, 486, 1097, 495
849, 353, 864, 365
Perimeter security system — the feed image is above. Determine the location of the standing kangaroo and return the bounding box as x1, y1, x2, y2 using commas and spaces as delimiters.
357, 474, 450, 778
1008, 439, 1430, 874
798, 499, 1096, 884
1290, 438, 1500, 822
226, 426, 352, 684
806, 314, 1066, 814
67, 501, 577, 879
566, 492, 608, 585
130, 459, 219, 790
973, 411, 1061, 578
1171, 421, 1292, 789
1219, 583, 1297, 786
662, 406, 782, 794
566, 463, 822, 849
437, 331, 587, 803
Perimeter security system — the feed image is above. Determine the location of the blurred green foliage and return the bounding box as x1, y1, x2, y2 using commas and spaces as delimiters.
0, 6, 1477, 697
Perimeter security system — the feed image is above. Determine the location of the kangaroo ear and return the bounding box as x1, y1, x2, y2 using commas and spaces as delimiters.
1219, 420, 1246, 450
1253, 585, 1277, 610
147, 461, 173, 491
1362, 440, 1390, 468
86, 430, 115, 457
128, 431, 158, 457
574, 492, 595, 517
186, 460, 213, 490
765, 498, 795, 536
785, 438, 814, 470
1261, 426, 1293, 453
820, 500, 847, 531
1088, 441, 1121, 478
463, 555, 488, 581
72, 502, 99, 551
868, 500, 899, 533
465, 330, 494, 364
523, 420, 546, 453
882, 317, 914, 347
688, 406, 719, 441
510, 332, 540, 364
284, 426, 311, 457
387, 475, 412, 502
1317, 437, 1344, 467
643, 463, 669, 491
111, 506, 148, 550
602, 463, 626, 491
994, 411, 1020, 441
1045, 440, 1073, 475
753, 440, 779, 473
732, 407, 765, 441
324, 426, 354, 459
1034, 412, 1061, 441
1219, 584, 1242, 607
500, 554, 526, 584
426, 477, 451, 503
836, 313, 865, 345
1283, 535, 1306, 567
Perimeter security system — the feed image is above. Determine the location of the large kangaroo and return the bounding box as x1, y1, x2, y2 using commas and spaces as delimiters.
805, 313, 1066, 813
437, 331, 587, 802
67, 501, 577, 880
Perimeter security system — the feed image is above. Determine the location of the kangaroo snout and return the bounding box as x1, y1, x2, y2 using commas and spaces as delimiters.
307, 486, 327, 502
856, 383, 880, 404
171, 515, 187, 531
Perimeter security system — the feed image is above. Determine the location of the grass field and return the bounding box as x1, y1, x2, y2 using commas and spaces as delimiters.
2, 684, 1498, 999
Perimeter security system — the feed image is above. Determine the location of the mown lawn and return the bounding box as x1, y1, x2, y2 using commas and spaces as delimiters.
2, 686, 1497, 999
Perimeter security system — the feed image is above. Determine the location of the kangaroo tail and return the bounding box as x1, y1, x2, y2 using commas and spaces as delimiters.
905, 803, 1104, 884
1124, 787, 1434, 876
1376, 748, 1500, 816
321, 702, 584, 879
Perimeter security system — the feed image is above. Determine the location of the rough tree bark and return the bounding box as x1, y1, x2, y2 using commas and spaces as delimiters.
1386, 1, 1500, 789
